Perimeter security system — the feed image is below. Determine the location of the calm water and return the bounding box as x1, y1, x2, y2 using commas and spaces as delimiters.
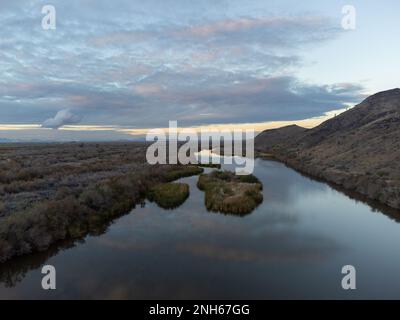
1, 159, 400, 299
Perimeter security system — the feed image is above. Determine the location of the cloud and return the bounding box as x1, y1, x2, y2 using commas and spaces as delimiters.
1, 70, 364, 128
0, 0, 367, 132
175, 16, 338, 45
41, 109, 81, 129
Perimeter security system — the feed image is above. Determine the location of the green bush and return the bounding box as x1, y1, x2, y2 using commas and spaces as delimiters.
148, 183, 189, 209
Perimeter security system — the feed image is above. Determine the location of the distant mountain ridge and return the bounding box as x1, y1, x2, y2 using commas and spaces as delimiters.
255, 88, 400, 209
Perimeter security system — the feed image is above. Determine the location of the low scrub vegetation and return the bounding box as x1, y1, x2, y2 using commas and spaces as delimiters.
148, 183, 190, 209
0, 143, 204, 263
197, 170, 263, 215
163, 166, 203, 182
196, 163, 221, 169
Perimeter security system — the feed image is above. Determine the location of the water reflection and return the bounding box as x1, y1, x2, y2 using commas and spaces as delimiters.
266, 158, 400, 223
0, 239, 76, 288
1, 159, 400, 299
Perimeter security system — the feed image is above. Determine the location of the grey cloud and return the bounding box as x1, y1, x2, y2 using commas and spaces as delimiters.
0, 0, 363, 131
0, 69, 364, 127
137, 74, 364, 125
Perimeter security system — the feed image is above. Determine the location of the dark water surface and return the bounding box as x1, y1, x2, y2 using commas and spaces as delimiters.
1, 159, 400, 299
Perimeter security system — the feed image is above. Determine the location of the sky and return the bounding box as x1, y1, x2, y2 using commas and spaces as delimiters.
0, 0, 399, 141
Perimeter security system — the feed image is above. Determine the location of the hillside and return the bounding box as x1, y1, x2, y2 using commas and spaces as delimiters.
254, 124, 307, 152
255, 88, 400, 209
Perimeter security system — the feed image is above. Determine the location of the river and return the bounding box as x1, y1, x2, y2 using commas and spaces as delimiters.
1, 158, 400, 299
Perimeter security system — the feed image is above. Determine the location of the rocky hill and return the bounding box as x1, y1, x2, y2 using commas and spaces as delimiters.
255, 88, 400, 209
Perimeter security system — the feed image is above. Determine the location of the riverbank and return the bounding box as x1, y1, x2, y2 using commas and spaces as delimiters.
256, 150, 400, 211
255, 89, 400, 210
0, 143, 204, 263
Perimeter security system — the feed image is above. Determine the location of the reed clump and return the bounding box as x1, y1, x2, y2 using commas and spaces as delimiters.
148, 183, 190, 209
197, 170, 263, 215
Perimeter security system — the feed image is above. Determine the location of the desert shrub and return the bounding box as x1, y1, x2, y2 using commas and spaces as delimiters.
163, 165, 203, 182
197, 174, 210, 191
55, 186, 73, 200
212, 170, 233, 181
0, 202, 5, 214
0, 170, 12, 184
148, 183, 190, 209
3, 178, 55, 194
238, 174, 261, 185
15, 169, 42, 181
244, 187, 264, 205
204, 184, 262, 215
196, 163, 221, 169
377, 171, 388, 177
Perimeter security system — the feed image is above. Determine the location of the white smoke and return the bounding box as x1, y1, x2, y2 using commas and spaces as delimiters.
41, 109, 81, 129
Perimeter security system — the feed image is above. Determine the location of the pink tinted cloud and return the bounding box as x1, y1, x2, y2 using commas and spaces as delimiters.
132, 84, 165, 96
176, 16, 327, 38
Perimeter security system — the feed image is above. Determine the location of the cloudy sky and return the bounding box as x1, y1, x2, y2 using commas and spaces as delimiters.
0, 0, 399, 141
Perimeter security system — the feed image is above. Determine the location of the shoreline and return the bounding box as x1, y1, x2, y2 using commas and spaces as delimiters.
256, 152, 400, 219
0, 161, 204, 264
